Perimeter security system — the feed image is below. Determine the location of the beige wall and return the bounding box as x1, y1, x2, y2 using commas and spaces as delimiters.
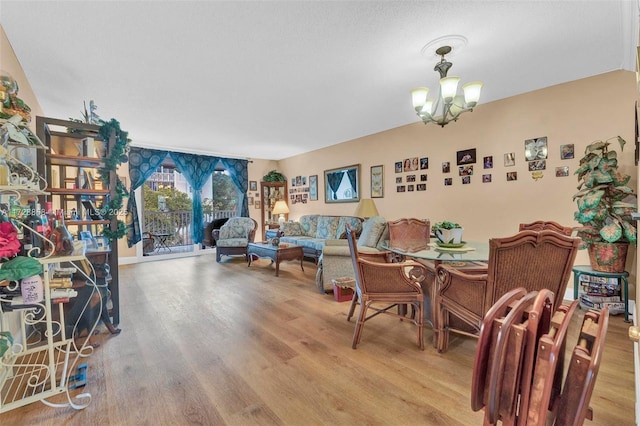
5, 24, 637, 289
276, 70, 638, 289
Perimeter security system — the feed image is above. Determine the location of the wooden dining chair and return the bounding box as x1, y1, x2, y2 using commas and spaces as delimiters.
471, 287, 528, 414
345, 223, 428, 349
525, 299, 579, 425
552, 307, 609, 425
435, 230, 580, 353
472, 289, 555, 425
519, 220, 573, 236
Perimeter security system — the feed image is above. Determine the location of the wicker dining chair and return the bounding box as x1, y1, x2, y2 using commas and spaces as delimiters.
387, 218, 431, 252
519, 220, 573, 236
345, 223, 428, 349
435, 230, 580, 353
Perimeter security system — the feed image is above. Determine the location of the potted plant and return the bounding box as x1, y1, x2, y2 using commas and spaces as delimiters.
262, 170, 286, 182
433, 220, 464, 244
573, 136, 637, 272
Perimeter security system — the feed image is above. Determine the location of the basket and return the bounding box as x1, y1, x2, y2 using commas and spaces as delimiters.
587, 242, 629, 273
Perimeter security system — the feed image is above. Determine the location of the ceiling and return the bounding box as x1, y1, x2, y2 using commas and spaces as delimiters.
1, 1, 638, 161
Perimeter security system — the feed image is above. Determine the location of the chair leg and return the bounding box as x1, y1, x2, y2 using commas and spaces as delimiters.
417, 302, 425, 351
437, 307, 450, 353
216, 250, 221, 262
352, 302, 368, 349
347, 291, 358, 321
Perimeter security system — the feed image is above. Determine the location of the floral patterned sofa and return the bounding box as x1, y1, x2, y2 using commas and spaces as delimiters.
278, 215, 364, 263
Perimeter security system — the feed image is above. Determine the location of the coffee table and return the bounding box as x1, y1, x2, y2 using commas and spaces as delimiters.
247, 242, 304, 277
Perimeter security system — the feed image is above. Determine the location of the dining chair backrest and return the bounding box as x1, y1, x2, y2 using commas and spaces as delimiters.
519, 221, 573, 236
388, 218, 430, 252
487, 230, 580, 309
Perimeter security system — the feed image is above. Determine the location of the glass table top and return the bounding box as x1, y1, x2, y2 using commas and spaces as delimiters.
382, 240, 490, 262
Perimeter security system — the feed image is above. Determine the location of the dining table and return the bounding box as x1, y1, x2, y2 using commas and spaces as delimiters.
382, 239, 491, 328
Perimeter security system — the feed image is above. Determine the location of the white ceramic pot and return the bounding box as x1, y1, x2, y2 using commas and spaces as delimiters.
436, 227, 464, 244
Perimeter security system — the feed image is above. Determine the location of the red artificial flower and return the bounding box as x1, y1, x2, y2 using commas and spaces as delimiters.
0, 222, 21, 258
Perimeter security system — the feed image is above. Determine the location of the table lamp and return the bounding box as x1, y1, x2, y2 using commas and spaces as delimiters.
354, 198, 379, 218
272, 200, 290, 226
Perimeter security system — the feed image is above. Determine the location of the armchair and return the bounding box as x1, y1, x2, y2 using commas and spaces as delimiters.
435, 230, 580, 352
315, 216, 389, 293
345, 224, 428, 350
213, 217, 258, 262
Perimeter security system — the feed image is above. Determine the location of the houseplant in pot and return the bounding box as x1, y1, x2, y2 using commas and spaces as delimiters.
573, 136, 637, 272
433, 220, 464, 245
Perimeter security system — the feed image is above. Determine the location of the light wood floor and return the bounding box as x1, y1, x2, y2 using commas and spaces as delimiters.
1, 253, 635, 425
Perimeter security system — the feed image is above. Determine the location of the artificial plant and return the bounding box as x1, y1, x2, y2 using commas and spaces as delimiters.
97, 119, 130, 240
432, 220, 462, 230
262, 170, 286, 182
573, 136, 637, 246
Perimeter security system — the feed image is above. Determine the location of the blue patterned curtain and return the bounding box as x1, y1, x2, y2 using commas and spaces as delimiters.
169, 152, 220, 244
126, 147, 169, 247
219, 158, 249, 217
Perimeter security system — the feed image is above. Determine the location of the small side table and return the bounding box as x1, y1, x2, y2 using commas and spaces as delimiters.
572, 265, 630, 323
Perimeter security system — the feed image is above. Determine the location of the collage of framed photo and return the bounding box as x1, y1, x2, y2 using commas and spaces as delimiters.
290, 174, 313, 204
394, 156, 428, 193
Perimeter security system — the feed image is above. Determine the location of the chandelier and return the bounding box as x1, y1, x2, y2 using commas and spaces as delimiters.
411, 45, 483, 127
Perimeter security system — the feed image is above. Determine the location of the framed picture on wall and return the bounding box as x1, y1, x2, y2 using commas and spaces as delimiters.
561, 144, 574, 159
324, 164, 360, 203
249, 181, 257, 191
370, 165, 383, 198
309, 175, 318, 201
456, 148, 476, 165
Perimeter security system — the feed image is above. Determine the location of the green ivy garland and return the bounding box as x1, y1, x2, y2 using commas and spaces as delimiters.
97, 119, 130, 240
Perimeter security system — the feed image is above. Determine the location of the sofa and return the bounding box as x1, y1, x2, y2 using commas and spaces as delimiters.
278, 215, 364, 263
315, 216, 389, 293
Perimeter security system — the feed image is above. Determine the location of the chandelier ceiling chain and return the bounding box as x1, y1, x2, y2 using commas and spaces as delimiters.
411, 45, 483, 127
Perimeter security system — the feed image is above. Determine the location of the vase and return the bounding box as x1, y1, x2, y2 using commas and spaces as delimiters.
435, 228, 464, 244
587, 242, 629, 273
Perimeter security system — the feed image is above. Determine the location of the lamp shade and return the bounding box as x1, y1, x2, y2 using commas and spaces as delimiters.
271, 200, 290, 215
354, 198, 379, 218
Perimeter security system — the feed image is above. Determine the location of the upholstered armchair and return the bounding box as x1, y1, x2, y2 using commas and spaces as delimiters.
213, 217, 258, 262
315, 216, 389, 293
434, 230, 580, 352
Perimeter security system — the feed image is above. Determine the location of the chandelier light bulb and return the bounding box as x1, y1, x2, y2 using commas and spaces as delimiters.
411, 87, 429, 111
